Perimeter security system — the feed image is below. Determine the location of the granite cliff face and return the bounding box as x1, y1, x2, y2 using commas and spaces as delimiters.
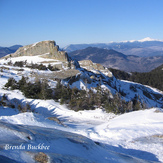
11, 40, 69, 62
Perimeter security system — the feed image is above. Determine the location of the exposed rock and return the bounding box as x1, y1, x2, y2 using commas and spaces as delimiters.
30, 69, 80, 80
34, 152, 48, 163
79, 60, 104, 70
4, 40, 81, 70
152, 134, 163, 138
79, 60, 112, 77
48, 117, 66, 127
52, 63, 63, 70
52, 69, 80, 79
10, 40, 69, 62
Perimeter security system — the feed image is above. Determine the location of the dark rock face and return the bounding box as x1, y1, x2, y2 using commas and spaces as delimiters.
11, 40, 69, 62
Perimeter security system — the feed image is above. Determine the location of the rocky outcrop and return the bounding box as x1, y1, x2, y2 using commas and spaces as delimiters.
1, 40, 81, 70
11, 40, 69, 62
79, 60, 104, 70
31, 69, 80, 80
79, 60, 112, 77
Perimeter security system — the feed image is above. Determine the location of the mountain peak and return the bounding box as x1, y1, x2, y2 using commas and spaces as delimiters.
121, 37, 161, 43
138, 37, 158, 42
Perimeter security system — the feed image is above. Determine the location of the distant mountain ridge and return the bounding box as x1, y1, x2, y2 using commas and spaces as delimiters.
69, 47, 163, 72
64, 37, 163, 57
0, 45, 22, 58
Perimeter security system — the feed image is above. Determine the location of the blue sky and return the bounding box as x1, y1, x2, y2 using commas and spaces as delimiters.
1, 0, 163, 47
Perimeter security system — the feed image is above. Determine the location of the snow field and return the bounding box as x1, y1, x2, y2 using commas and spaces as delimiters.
0, 55, 163, 162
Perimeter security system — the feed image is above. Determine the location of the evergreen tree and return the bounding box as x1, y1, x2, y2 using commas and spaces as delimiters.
39, 80, 53, 100
126, 101, 133, 112
95, 86, 102, 108
53, 80, 62, 101
5, 78, 18, 90
132, 95, 142, 111
18, 76, 27, 90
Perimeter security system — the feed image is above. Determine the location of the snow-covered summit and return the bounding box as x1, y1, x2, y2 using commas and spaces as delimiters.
131, 37, 158, 42
138, 37, 158, 42
120, 37, 163, 43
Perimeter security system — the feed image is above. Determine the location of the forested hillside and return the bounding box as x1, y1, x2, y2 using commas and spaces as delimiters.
110, 64, 163, 91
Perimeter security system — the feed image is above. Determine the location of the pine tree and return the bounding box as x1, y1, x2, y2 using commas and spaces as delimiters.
126, 101, 133, 112
132, 95, 142, 111
95, 86, 102, 108
18, 76, 27, 90
39, 80, 52, 100
53, 80, 62, 101
5, 78, 18, 90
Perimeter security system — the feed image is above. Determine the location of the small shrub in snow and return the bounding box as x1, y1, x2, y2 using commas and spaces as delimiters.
47, 64, 60, 71
7, 60, 13, 66
5, 78, 19, 90
17, 103, 32, 113
5, 77, 53, 100
14, 61, 25, 67
0, 94, 16, 109
0, 94, 8, 107
27, 63, 47, 70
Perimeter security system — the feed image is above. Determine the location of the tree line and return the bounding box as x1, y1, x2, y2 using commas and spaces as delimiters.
4, 77, 145, 114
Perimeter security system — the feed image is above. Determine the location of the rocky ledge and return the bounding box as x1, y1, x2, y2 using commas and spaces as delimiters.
79, 60, 112, 77
10, 40, 69, 62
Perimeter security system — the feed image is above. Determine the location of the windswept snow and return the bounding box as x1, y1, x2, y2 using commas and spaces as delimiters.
0, 55, 61, 65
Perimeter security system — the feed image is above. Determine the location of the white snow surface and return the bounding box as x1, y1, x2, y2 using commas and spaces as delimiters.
0, 56, 163, 162
121, 37, 163, 43
0, 55, 63, 66
138, 37, 159, 42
